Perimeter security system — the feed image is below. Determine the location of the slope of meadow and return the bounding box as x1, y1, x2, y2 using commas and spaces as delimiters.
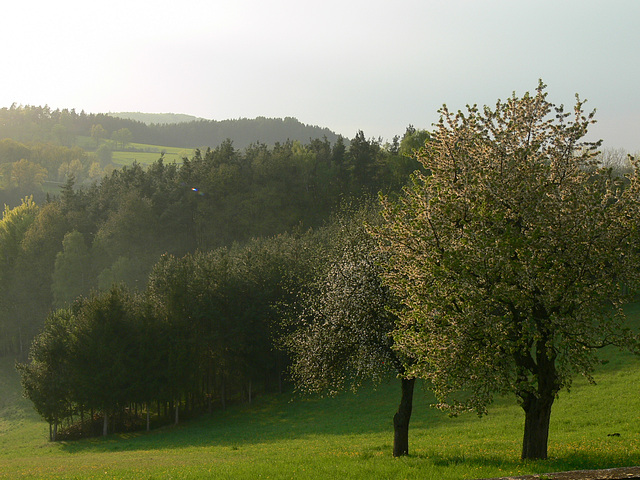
1, 308, 639, 479
109, 142, 194, 166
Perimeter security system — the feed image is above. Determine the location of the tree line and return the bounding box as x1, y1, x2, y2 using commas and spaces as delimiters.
19, 233, 317, 440
0, 104, 340, 150
0, 129, 426, 358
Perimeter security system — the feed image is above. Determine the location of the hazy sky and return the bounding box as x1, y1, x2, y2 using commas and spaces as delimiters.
2, 0, 638, 150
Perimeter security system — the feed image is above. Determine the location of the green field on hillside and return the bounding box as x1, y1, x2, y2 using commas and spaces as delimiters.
110, 142, 195, 166
75, 135, 195, 166
2, 308, 640, 479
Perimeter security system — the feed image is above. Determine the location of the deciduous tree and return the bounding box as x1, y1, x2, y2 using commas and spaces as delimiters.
111, 128, 132, 149
286, 204, 415, 456
376, 81, 640, 460
10, 159, 48, 190
90, 124, 107, 147
0, 197, 39, 356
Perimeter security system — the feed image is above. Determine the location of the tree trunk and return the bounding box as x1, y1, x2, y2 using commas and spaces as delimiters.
276, 354, 283, 394
102, 411, 108, 437
393, 378, 415, 457
519, 329, 559, 460
521, 392, 554, 459
146, 405, 151, 432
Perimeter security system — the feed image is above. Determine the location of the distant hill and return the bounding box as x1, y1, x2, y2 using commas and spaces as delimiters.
110, 112, 202, 125
110, 112, 342, 149
140, 116, 342, 149
0, 105, 344, 150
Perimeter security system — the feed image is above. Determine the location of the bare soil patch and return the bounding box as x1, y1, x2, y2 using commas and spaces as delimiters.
479, 466, 640, 479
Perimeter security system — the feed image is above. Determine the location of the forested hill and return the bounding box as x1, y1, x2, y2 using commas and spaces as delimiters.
0, 105, 341, 149
140, 116, 341, 149
110, 112, 201, 124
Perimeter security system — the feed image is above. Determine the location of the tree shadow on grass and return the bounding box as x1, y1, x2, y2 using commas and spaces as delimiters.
56, 358, 640, 476
59, 379, 442, 454
52, 382, 640, 480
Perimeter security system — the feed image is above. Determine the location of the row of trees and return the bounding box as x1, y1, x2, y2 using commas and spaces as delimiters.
90, 124, 133, 149
287, 84, 640, 460
19, 232, 317, 440
284, 84, 640, 460
16, 82, 640, 461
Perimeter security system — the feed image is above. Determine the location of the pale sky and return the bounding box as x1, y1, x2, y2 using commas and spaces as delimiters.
2, 0, 639, 151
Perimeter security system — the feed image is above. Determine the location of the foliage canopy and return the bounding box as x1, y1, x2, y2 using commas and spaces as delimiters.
376, 81, 640, 459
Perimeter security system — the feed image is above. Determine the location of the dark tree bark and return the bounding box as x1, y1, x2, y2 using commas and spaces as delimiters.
521, 391, 554, 459
393, 377, 415, 457
519, 334, 558, 460
102, 411, 108, 436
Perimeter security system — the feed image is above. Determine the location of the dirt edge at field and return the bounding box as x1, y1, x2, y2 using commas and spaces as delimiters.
477, 465, 640, 480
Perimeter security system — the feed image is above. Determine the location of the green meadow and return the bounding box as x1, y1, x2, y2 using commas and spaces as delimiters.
109, 143, 194, 167
2, 308, 640, 479
74, 135, 194, 166
106, 143, 194, 166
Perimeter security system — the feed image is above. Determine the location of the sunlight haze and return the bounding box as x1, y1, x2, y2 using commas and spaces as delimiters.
2, 0, 638, 150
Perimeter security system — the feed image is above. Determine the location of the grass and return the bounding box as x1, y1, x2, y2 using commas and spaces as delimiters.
110, 143, 195, 167
75, 135, 196, 166
2, 320, 640, 479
